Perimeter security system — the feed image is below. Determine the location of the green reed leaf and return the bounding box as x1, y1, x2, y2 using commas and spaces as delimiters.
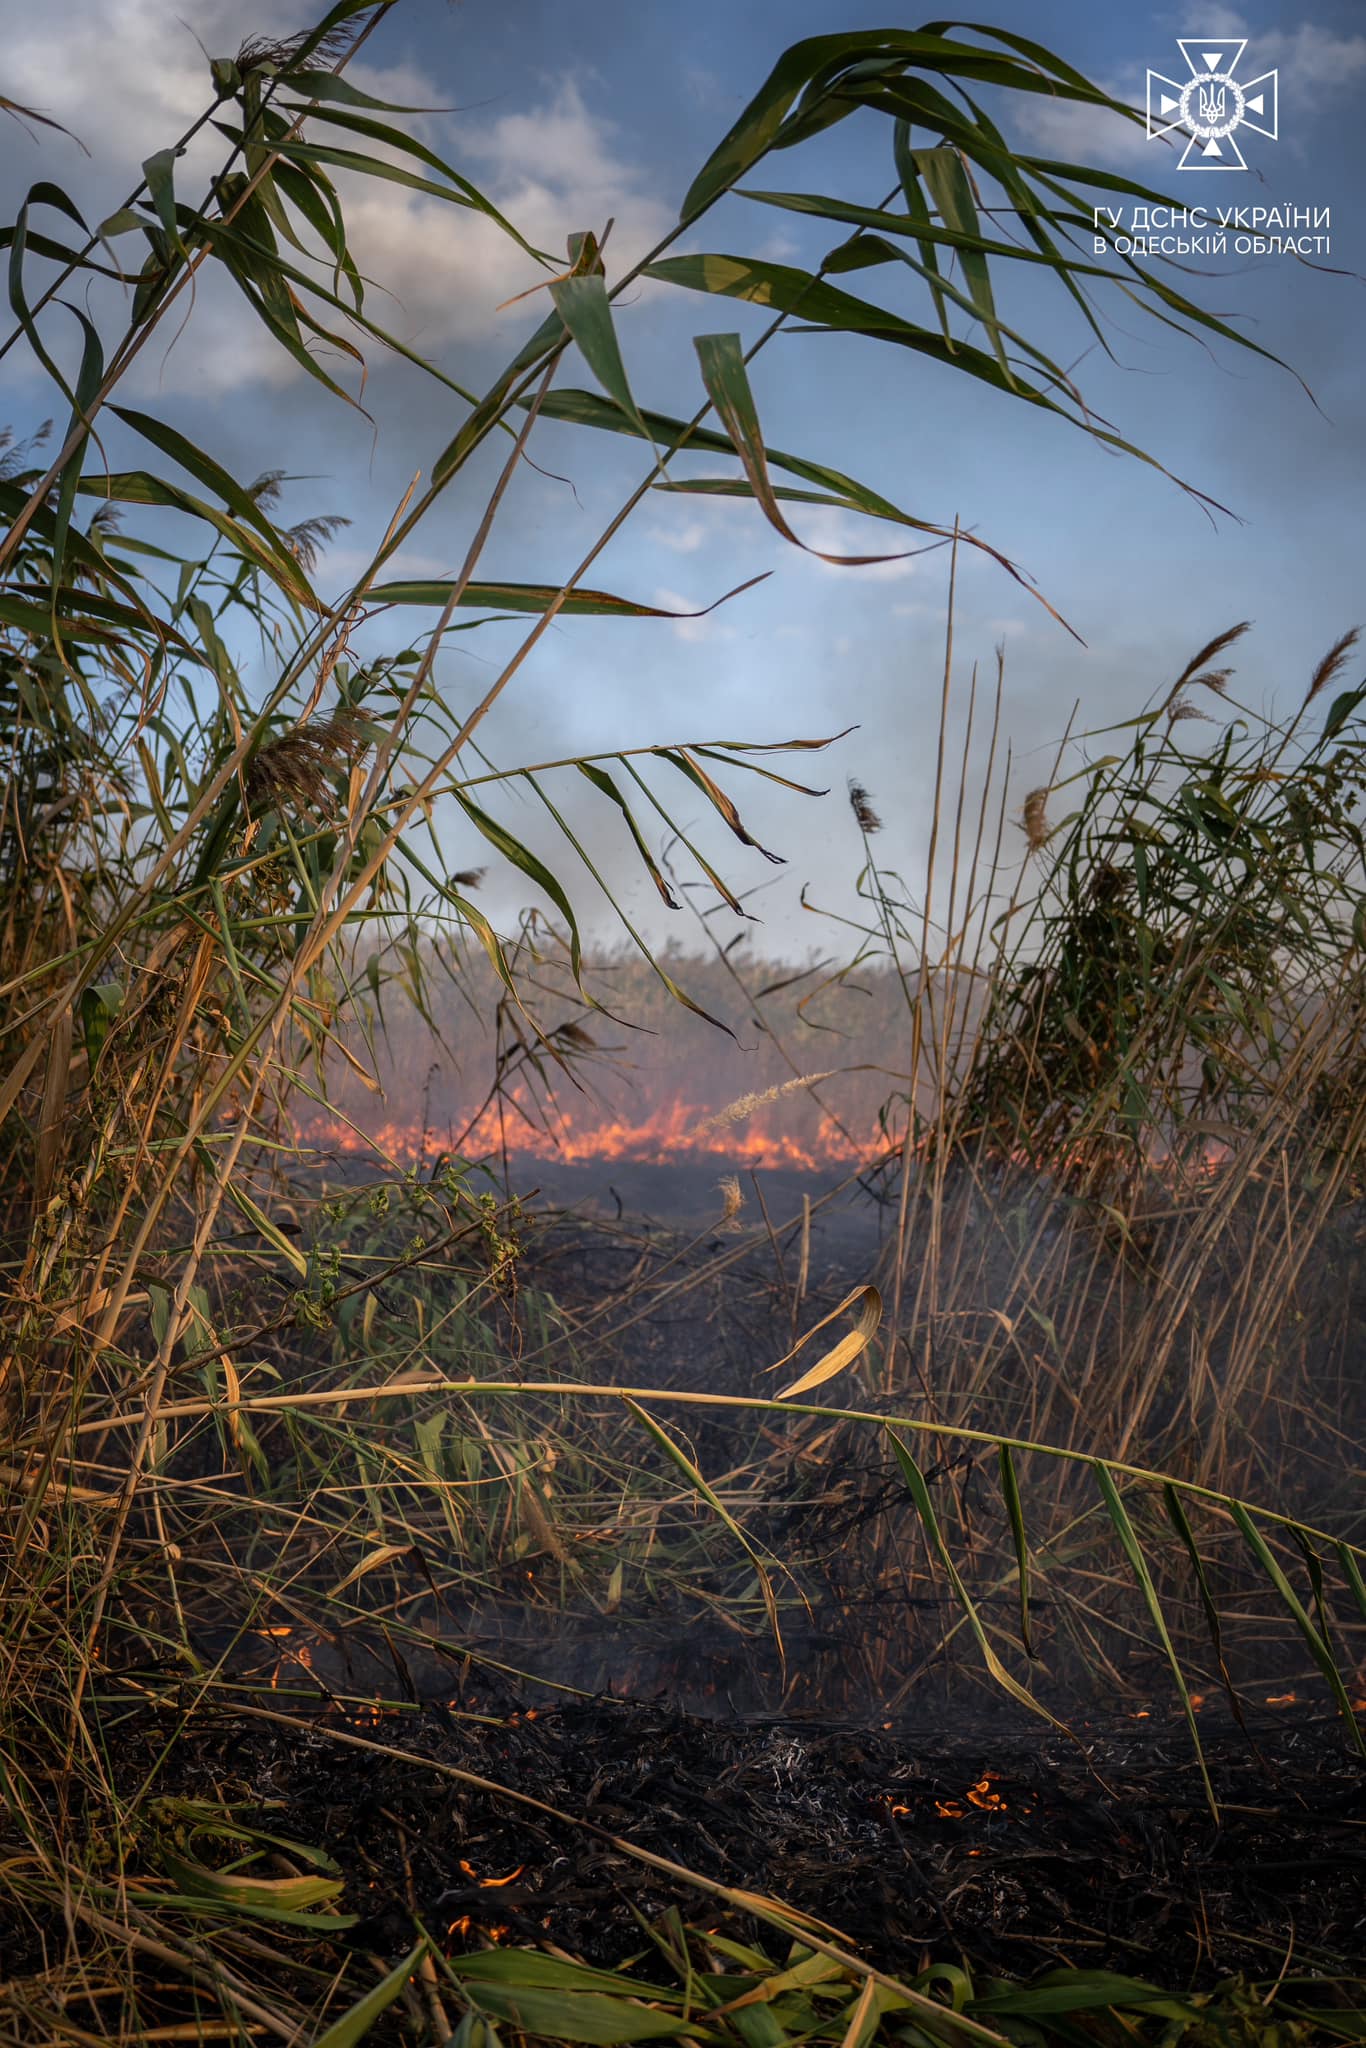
1094, 1463, 1216, 1815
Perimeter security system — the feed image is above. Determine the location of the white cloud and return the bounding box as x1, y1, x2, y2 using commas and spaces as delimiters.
1176, 9, 1366, 102
646, 518, 712, 555
1014, 88, 1154, 170
2, 3, 674, 395
325, 77, 675, 360
644, 493, 752, 556
7, 0, 236, 169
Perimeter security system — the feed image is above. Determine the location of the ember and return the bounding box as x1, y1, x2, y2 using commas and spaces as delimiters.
82, 1699, 1366, 1994
965, 1772, 1007, 1811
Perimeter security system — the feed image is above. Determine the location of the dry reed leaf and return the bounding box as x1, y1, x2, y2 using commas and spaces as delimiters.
0, 1035, 46, 1135
328, 1543, 416, 1598
34, 1003, 73, 1214
218, 1354, 253, 1465
48, 1284, 146, 1337
770, 1284, 882, 1399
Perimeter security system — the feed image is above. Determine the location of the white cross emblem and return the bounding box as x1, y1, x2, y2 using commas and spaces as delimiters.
1147, 38, 1278, 170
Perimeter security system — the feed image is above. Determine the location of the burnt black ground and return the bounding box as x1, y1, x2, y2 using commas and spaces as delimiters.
14, 1170, 1350, 2017
52, 1696, 1366, 1993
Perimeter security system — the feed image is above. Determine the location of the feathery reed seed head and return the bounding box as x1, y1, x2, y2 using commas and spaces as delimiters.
1021, 786, 1052, 852
1171, 621, 1250, 702
848, 781, 882, 834
691, 1072, 837, 1138
245, 708, 371, 817
1304, 627, 1361, 707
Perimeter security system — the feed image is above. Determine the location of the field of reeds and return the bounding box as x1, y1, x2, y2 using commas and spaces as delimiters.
2, 6, 1364, 2042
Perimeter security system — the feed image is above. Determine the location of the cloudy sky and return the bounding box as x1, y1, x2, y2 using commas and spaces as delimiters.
5, 0, 1365, 960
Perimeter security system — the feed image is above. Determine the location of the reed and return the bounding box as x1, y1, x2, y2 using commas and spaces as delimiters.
0, 5, 1361, 2039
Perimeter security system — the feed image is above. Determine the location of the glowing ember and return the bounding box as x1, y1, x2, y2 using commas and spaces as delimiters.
966, 1774, 1008, 1812
459, 1860, 524, 1888
446, 1916, 509, 1946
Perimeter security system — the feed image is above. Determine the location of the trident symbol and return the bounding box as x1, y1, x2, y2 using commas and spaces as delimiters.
1147, 38, 1279, 170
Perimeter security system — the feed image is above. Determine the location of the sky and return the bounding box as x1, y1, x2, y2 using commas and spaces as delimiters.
4, 0, 1365, 963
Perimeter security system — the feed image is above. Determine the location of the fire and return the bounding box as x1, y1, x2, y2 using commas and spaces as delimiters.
889, 1771, 1031, 1825
966, 1773, 1008, 1812
249, 1623, 317, 1691
459, 1860, 524, 1888
294, 1083, 879, 1174
446, 1916, 510, 1945
291, 1091, 1245, 1181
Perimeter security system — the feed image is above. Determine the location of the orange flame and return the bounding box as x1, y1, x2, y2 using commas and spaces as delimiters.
966, 1774, 1008, 1812
295, 1083, 879, 1174
459, 1860, 524, 1889
446, 1915, 510, 1945
291, 1091, 1240, 1181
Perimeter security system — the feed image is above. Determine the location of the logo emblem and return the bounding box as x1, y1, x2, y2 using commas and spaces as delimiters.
1147, 38, 1278, 170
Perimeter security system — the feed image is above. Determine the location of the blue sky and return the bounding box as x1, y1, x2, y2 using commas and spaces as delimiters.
5, 0, 1365, 959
